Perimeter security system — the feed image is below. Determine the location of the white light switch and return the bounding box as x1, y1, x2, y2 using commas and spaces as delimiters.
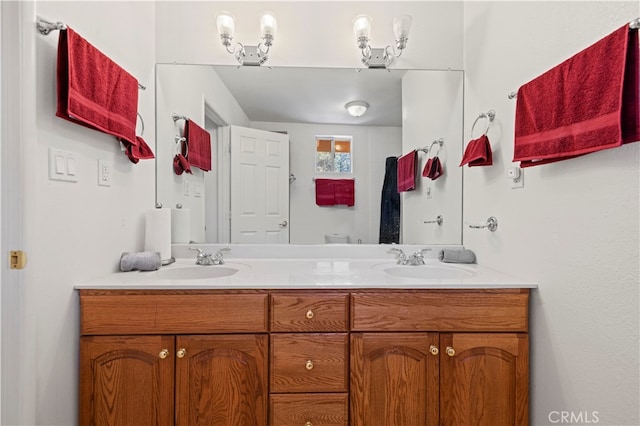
48, 148, 78, 182
67, 157, 77, 176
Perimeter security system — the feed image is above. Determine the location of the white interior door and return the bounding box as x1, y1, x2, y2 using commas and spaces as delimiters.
230, 126, 289, 243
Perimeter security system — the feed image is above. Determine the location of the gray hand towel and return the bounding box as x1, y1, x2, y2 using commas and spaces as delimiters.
120, 251, 162, 272
438, 249, 476, 264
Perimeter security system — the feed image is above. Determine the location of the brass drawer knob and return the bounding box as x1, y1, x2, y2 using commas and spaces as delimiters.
446, 346, 456, 357
305, 422, 313, 426
177, 348, 187, 359
429, 345, 439, 356
159, 349, 169, 359
305, 360, 314, 370
305, 309, 314, 319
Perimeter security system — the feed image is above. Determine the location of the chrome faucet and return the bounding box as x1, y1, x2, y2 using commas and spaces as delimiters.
389, 248, 431, 265
212, 247, 231, 265
388, 248, 409, 265
189, 247, 215, 265
406, 248, 432, 266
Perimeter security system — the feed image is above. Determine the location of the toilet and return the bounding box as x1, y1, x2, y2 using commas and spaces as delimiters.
324, 233, 349, 244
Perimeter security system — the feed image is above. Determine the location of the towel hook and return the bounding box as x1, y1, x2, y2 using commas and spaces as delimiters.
172, 114, 189, 122
428, 138, 444, 157
467, 216, 498, 232
470, 110, 496, 138
175, 136, 188, 156
423, 215, 443, 226
36, 18, 67, 35
136, 113, 145, 137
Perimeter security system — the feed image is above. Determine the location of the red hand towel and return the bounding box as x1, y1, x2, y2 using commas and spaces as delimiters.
334, 179, 355, 206
460, 135, 493, 167
423, 156, 444, 180
56, 27, 154, 162
514, 24, 639, 167
397, 150, 417, 192
185, 120, 212, 171
315, 179, 335, 206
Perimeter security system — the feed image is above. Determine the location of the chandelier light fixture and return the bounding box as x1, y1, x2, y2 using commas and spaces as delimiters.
353, 14, 412, 68
345, 101, 369, 117
215, 11, 277, 66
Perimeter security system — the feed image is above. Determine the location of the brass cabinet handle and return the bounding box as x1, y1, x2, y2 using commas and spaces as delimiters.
159, 349, 169, 359
446, 346, 456, 357
305, 309, 314, 319
305, 422, 313, 426
429, 345, 439, 356
177, 348, 187, 359
305, 360, 314, 370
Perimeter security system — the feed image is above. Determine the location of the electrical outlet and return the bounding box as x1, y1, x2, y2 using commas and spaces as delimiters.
98, 159, 112, 187
507, 167, 524, 189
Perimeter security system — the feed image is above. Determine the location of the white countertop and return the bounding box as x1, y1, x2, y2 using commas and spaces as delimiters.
76, 257, 537, 290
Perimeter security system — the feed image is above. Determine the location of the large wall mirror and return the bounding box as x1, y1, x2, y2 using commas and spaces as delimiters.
155, 64, 463, 245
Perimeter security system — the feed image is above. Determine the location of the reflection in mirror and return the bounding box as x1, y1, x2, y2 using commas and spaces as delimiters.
155, 64, 463, 245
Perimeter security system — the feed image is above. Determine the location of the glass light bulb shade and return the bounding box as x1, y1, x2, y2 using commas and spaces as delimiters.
260, 12, 277, 37
345, 101, 369, 117
393, 15, 412, 39
215, 11, 235, 37
353, 15, 372, 39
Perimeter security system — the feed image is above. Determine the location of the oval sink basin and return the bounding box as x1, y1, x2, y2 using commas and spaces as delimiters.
154, 266, 239, 280
383, 265, 475, 280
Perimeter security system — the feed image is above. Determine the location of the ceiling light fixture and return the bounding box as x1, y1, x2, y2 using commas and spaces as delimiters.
345, 101, 369, 117
215, 11, 277, 66
353, 14, 412, 68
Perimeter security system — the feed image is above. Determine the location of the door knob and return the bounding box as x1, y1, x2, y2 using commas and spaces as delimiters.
446, 346, 456, 357
159, 349, 169, 359
429, 345, 439, 356
279, 220, 288, 228
177, 348, 187, 359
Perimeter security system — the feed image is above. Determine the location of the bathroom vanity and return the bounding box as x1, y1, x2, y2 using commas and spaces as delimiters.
77, 252, 534, 426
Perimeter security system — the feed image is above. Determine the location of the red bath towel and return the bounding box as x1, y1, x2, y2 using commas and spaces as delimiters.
514, 24, 639, 167
185, 119, 212, 171
334, 179, 355, 206
315, 179, 335, 206
460, 135, 493, 167
56, 27, 154, 163
397, 150, 417, 192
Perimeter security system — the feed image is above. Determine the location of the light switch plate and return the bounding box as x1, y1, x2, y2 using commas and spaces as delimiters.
48, 148, 78, 182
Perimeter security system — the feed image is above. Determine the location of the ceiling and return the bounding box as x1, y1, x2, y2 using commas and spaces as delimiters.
211, 65, 407, 127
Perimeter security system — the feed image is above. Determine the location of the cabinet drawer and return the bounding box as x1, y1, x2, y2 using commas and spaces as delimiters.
271, 334, 348, 393
351, 290, 529, 332
80, 291, 268, 335
271, 293, 348, 332
270, 393, 348, 426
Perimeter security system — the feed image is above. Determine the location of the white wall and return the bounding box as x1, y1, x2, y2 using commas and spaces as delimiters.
462, 2, 639, 425
18, 2, 157, 424
253, 121, 401, 244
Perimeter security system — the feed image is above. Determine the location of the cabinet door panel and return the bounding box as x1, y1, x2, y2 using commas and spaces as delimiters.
351, 333, 439, 426
175, 334, 268, 426
440, 333, 529, 426
80, 335, 174, 426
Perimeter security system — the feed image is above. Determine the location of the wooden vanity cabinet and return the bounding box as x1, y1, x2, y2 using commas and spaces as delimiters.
350, 289, 530, 426
79, 290, 269, 426
269, 293, 350, 426
79, 288, 530, 426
